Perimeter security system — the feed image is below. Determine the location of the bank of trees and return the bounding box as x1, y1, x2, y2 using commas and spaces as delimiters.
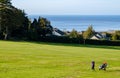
27, 17, 53, 40
68, 26, 120, 41
0, 0, 27, 39
0, 0, 53, 40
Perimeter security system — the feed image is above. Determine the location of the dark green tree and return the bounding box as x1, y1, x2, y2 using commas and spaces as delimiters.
28, 18, 38, 40
0, 0, 12, 39
0, 0, 53, 40
0, 0, 27, 40
0, 0, 11, 5
0, 6, 26, 39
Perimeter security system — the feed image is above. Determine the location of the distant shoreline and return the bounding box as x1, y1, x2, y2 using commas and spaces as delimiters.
28, 15, 120, 16
28, 15, 120, 32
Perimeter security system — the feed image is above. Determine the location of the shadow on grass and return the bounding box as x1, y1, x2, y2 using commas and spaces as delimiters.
28, 41, 120, 50
1, 40, 120, 50
107, 69, 120, 72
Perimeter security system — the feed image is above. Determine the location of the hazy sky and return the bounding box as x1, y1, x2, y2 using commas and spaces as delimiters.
12, 0, 120, 15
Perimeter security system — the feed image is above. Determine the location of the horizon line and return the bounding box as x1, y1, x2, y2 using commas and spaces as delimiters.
27, 14, 120, 16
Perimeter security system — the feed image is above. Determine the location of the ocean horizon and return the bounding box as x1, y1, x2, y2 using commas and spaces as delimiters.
28, 15, 120, 32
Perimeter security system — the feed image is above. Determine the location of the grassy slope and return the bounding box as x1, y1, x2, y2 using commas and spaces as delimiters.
0, 41, 120, 78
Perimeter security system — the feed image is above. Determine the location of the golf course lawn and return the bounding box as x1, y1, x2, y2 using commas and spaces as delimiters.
0, 40, 120, 78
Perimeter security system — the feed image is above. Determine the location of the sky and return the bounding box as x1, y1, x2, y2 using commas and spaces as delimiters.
11, 0, 120, 15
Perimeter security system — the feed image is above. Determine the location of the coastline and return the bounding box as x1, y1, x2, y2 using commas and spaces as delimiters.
28, 15, 120, 32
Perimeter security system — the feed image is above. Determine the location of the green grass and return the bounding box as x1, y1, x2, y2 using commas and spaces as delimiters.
0, 40, 120, 78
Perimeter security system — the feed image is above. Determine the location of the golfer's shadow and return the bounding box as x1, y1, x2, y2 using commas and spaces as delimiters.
107, 69, 120, 72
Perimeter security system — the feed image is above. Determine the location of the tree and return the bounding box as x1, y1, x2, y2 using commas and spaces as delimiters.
69, 29, 79, 38
83, 25, 95, 39
0, 0, 11, 5
27, 17, 53, 40
0, 6, 26, 39
28, 18, 38, 40
1, 8, 14, 39
115, 31, 120, 40
112, 30, 120, 40
0, 0, 27, 40
11, 16, 29, 39
37, 17, 53, 37
112, 33, 117, 40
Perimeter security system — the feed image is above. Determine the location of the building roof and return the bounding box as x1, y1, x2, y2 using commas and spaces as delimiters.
52, 28, 66, 36
90, 32, 104, 40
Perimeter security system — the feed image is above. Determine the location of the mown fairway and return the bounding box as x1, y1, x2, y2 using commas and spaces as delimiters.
0, 41, 120, 78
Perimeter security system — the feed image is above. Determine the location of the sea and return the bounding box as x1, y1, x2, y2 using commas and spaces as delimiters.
28, 15, 120, 32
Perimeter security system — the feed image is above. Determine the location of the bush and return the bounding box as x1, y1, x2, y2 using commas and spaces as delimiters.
32, 36, 120, 46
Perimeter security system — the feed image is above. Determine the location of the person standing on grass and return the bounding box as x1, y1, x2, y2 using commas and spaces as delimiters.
91, 61, 95, 70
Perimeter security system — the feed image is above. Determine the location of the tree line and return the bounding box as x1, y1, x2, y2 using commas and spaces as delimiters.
0, 0, 53, 40
69, 26, 120, 41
